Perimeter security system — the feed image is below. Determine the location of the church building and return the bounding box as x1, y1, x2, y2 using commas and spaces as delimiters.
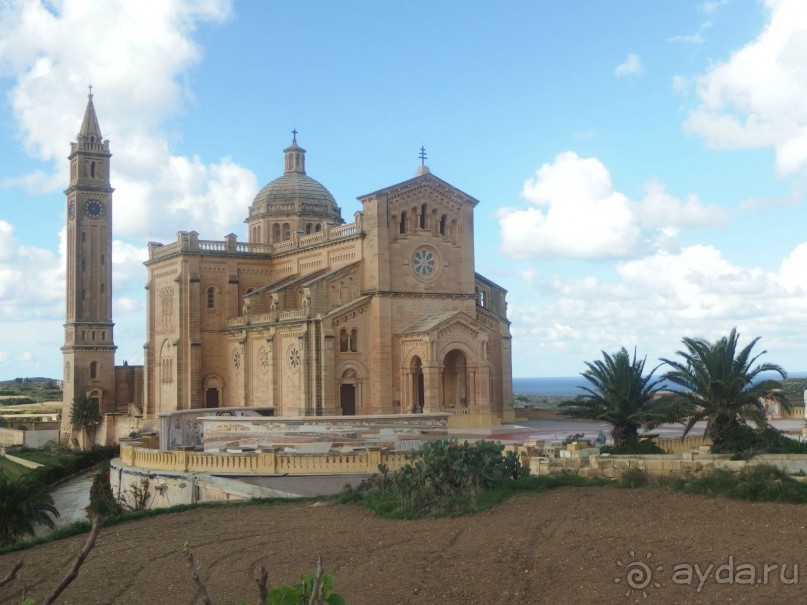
63, 93, 514, 430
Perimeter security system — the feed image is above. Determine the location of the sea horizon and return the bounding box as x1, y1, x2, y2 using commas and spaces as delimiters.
514, 371, 807, 397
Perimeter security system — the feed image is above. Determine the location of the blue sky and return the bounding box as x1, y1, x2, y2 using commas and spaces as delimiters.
1, 0, 807, 379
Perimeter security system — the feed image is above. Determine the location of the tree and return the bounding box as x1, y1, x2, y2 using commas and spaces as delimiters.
0, 471, 59, 546
70, 396, 102, 446
559, 348, 663, 446
659, 328, 788, 445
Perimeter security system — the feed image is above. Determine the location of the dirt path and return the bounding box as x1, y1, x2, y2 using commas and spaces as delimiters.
0, 488, 805, 604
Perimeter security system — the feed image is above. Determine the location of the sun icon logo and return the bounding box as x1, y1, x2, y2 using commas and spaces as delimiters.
614, 551, 662, 599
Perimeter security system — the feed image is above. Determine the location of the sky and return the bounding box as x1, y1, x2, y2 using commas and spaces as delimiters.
1, 0, 807, 380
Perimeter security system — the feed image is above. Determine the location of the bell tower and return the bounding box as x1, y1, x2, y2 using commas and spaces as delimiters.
62, 88, 116, 425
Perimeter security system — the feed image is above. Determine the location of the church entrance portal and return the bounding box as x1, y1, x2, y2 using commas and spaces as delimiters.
443, 349, 468, 409
340, 384, 356, 415
340, 368, 358, 415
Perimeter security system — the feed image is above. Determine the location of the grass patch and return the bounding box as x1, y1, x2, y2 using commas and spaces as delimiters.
0, 457, 28, 480
673, 464, 807, 504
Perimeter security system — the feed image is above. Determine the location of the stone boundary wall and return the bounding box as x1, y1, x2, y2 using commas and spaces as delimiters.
529, 452, 807, 479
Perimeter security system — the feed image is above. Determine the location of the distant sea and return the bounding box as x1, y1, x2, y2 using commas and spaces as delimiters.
513, 377, 586, 397
514, 371, 807, 397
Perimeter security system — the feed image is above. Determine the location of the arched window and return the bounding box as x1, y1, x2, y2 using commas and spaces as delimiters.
306, 223, 312, 234
315, 224, 321, 232
350, 328, 358, 352
90, 162, 96, 178
439, 214, 447, 236
420, 203, 427, 229
478, 289, 486, 307
340, 329, 349, 352
206, 286, 216, 309
282, 223, 291, 240
89, 361, 97, 380
273, 223, 281, 242
399, 211, 407, 234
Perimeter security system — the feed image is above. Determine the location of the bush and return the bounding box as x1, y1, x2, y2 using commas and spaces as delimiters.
618, 468, 650, 488
601, 440, 666, 455
86, 462, 123, 518
674, 464, 807, 504
710, 425, 807, 458
28, 446, 119, 486
344, 439, 528, 517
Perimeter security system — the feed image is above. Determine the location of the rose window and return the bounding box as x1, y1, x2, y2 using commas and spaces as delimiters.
412, 248, 436, 277
288, 345, 301, 373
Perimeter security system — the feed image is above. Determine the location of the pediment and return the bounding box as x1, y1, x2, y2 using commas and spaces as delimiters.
358, 172, 479, 212
399, 311, 481, 340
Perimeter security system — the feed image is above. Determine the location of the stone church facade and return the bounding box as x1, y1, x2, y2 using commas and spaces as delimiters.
63, 94, 514, 428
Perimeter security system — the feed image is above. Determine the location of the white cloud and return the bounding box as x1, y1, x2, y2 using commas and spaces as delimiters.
0, 0, 255, 242
510, 241, 807, 376
614, 53, 643, 78
700, 0, 729, 15
497, 152, 727, 260
668, 21, 713, 45
685, 0, 807, 177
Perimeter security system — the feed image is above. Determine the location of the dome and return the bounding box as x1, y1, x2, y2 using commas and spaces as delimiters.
248, 135, 342, 224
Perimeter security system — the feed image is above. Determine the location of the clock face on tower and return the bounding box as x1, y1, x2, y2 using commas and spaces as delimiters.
84, 200, 104, 219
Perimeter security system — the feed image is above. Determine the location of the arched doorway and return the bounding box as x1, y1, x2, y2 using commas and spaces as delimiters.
340, 369, 357, 415
204, 375, 223, 409
443, 349, 468, 408
411, 356, 424, 413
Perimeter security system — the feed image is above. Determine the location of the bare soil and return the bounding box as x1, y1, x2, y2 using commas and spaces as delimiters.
0, 488, 805, 604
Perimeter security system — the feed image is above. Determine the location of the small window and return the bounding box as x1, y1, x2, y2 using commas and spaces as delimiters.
207, 286, 215, 309
439, 214, 447, 236
340, 329, 349, 352
420, 204, 427, 229
101, 283, 105, 293
101, 254, 105, 265
399, 211, 407, 234
273, 223, 281, 242
82, 232, 86, 242
350, 328, 358, 352
90, 361, 97, 380
315, 224, 321, 232
282, 223, 291, 241
306, 223, 312, 234
90, 162, 96, 178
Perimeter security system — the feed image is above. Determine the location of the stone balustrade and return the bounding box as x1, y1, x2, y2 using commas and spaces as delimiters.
148, 219, 361, 262
119, 442, 408, 475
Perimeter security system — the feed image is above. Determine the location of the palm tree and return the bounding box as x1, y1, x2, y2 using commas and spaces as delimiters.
659, 328, 787, 445
0, 471, 59, 546
70, 396, 102, 448
560, 347, 663, 446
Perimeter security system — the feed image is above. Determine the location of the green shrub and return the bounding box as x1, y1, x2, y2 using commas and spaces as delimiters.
674, 464, 807, 504
86, 462, 123, 518
618, 468, 650, 488
601, 440, 665, 455
710, 425, 807, 457
344, 439, 528, 517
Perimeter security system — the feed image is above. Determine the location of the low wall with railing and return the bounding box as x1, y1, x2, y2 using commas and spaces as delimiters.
119, 441, 408, 476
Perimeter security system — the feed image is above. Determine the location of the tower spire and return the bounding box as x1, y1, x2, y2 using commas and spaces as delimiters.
79, 86, 103, 141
